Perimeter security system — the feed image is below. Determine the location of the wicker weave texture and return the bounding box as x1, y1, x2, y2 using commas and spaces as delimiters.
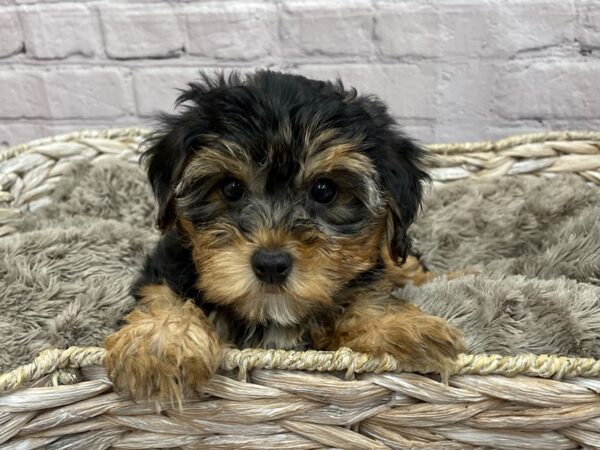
1, 129, 600, 449
2, 348, 600, 449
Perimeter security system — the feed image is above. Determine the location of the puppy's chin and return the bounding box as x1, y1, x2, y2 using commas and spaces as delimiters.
258, 283, 285, 295
245, 292, 305, 326
204, 280, 329, 326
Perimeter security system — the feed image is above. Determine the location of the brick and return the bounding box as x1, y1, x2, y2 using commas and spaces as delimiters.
437, 62, 496, 121
281, 0, 374, 57
14, 0, 92, 3
100, 5, 183, 59
0, 123, 59, 148
484, 118, 600, 142
43, 69, 134, 119
186, 2, 277, 60
577, 0, 600, 48
375, 2, 440, 58
0, 123, 33, 148
437, 2, 501, 58
402, 123, 435, 144
437, 0, 576, 58
293, 64, 437, 119
0, 68, 132, 120
434, 121, 496, 143
494, 61, 600, 120
21, 4, 98, 59
484, 122, 548, 142
0, 8, 23, 57
133, 68, 211, 116
495, 0, 576, 55
0, 71, 47, 118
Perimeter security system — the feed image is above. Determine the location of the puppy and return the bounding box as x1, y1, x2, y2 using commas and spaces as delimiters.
104, 70, 465, 402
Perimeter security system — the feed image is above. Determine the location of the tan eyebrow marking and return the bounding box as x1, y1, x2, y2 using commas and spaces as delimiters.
180, 140, 254, 190
299, 136, 382, 213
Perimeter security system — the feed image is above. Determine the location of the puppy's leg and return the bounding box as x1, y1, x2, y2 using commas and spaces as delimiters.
386, 254, 475, 287
104, 284, 221, 403
323, 288, 465, 375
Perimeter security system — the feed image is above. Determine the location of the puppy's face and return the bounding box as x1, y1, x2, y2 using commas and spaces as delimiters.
175, 131, 386, 326
144, 71, 428, 326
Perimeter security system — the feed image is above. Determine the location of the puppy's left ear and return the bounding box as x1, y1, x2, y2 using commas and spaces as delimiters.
375, 134, 429, 265
345, 91, 429, 265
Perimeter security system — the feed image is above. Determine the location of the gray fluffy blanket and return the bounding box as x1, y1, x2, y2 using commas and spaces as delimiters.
1, 163, 599, 373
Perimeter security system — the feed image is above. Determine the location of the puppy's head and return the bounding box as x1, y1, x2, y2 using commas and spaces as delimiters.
144, 70, 429, 325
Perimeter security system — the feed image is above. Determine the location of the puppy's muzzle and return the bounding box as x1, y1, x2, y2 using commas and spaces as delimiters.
251, 249, 293, 284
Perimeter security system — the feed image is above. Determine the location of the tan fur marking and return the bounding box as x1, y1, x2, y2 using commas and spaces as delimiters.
299, 139, 382, 213
180, 142, 254, 191
304, 127, 339, 157
384, 253, 476, 287
386, 255, 439, 286
104, 284, 222, 405
321, 286, 466, 376
301, 141, 376, 181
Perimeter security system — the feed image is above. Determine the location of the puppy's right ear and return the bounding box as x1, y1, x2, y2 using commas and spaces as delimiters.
142, 115, 201, 232
142, 71, 245, 232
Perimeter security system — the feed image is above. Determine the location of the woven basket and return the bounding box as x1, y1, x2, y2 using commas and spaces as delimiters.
1, 129, 600, 449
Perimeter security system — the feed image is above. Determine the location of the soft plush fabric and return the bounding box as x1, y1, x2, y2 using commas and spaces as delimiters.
1, 163, 599, 372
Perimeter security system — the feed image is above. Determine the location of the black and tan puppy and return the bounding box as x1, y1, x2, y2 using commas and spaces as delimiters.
104, 70, 465, 402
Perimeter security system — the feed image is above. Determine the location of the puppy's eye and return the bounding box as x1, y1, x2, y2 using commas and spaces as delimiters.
310, 178, 337, 204
220, 177, 245, 202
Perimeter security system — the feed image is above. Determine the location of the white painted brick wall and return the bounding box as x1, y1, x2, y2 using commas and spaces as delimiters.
21, 4, 99, 59
0, 0, 599, 148
0, 7, 23, 58
186, 3, 278, 60
101, 5, 184, 59
281, 0, 375, 57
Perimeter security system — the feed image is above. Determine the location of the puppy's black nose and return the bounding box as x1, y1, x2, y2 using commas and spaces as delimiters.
251, 249, 292, 284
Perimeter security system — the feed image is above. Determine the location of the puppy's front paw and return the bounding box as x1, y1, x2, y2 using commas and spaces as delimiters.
104, 299, 221, 403
334, 305, 465, 375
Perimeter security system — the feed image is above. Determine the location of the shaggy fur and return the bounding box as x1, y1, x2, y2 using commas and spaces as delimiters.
106, 71, 464, 401
1, 163, 599, 373
104, 284, 222, 405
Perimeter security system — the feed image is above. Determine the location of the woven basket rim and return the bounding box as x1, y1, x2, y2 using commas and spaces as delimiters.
2, 346, 600, 395
3, 128, 600, 164
0, 127, 150, 164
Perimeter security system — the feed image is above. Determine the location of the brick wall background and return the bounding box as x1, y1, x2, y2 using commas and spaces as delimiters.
1, 0, 599, 148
